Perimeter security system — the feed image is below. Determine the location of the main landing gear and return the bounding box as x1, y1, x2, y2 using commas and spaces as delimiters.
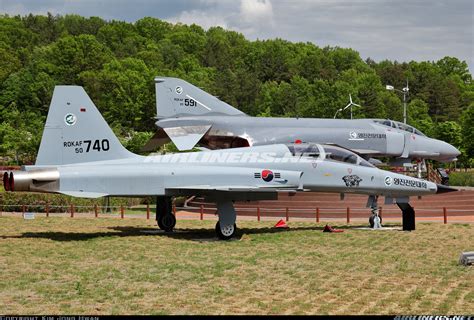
155, 196, 238, 239
156, 196, 176, 232
215, 222, 237, 240
215, 201, 237, 240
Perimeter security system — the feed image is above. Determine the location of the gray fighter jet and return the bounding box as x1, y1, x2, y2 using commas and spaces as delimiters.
3, 86, 456, 239
146, 77, 460, 167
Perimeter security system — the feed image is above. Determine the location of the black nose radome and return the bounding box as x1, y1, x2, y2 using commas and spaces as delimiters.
436, 184, 458, 194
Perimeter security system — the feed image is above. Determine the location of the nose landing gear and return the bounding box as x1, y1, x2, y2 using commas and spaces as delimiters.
369, 206, 383, 229
367, 195, 382, 228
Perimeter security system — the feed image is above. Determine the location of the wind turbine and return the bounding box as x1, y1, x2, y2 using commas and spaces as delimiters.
333, 94, 361, 119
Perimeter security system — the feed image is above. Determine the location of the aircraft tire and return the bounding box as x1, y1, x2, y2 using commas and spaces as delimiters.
215, 221, 236, 240
369, 215, 382, 228
157, 217, 165, 230
159, 214, 176, 232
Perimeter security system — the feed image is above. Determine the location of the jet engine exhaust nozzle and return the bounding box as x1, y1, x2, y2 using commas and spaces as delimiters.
6, 170, 60, 192
3, 172, 10, 191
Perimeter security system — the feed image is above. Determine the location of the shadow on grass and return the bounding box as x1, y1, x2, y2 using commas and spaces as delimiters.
0, 222, 402, 242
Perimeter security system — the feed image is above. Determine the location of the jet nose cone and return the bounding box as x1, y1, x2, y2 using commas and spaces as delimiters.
440, 141, 461, 161
436, 184, 458, 194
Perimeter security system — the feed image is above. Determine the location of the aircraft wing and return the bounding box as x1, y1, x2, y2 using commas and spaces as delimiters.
163, 168, 303, 200
60, 191, 109, 198
165, 184, 300, 201
166, 185, 299, 192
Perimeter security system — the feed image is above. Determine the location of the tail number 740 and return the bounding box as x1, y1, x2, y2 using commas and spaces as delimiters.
74, 139, 110, 153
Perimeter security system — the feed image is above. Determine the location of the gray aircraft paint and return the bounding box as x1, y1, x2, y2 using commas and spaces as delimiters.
5, 86, 456, 237
150, 77, 460, 163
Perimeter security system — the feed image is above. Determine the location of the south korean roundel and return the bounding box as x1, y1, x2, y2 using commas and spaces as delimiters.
261, 169, 274, 182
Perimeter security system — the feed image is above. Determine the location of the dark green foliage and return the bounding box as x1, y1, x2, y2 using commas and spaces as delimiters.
446, 171, 474, 187
0, 14, 472, 165
0, 190, 141, 213
461, 104, 474, 160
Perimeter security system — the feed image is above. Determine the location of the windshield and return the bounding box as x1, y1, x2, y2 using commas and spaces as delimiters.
374, 119, 392, 127
287, 143, 321, 158
287, 143, 374, 167
322, 145, 374, 167
373, 119, 426, 136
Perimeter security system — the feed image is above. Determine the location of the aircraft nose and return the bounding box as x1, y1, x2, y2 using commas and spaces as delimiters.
440, 141, 461, 160
436, 184, 458, 194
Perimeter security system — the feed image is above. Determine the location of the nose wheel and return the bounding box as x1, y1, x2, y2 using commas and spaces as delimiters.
215, 221, 236, 240
368, 195, 382, 228
369, 213, 383, 228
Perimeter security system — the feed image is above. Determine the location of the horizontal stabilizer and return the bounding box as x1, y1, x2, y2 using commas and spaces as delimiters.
141, 129, 170, 152
163, 125, 211, 151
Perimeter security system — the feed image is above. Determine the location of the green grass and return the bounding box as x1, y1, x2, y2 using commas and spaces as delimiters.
0, 216, 473, 315
449, 171, 474, 187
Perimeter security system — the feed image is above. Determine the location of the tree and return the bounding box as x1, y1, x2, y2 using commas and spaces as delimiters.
0, 47, 21, 83
436, 56, 471, 84
135, 17, 172, 43
0, 14, 472, 166
0, 107, 43, 164
97, 21, 145, 57
461, 104, 474, 160
122, 131, 154, 154
407, 98, 434, 136
44, 34, 113, 84
434, 121, 462, 150
80, 57, 155, 131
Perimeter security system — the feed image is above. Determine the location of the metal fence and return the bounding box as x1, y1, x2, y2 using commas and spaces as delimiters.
2, 202, 473, 224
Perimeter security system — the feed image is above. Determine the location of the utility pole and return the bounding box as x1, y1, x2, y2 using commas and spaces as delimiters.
386, 79, 410, 124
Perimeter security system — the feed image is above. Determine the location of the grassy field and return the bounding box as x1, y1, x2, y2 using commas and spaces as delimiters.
0, 216, 473, 315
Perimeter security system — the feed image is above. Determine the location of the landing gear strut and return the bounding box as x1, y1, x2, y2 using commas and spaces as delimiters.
369, 208, 383, 228
397, 202, 415, 231
156, 196, 176, 232
368, 196, 382, 228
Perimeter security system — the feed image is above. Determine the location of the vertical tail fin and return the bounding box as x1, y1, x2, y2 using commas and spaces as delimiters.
155, 77, 246, 118
36, 86, 137, 165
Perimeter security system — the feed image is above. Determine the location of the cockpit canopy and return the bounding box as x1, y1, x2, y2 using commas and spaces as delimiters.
287, 143, 374, 167
373, 119, 426, 136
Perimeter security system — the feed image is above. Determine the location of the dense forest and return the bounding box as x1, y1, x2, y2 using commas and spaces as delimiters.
0, 13, 473, 166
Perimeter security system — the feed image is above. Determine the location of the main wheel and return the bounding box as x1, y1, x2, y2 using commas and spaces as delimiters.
215, 221, 236, 240
158, 214, 176, 232
157, 216, 165, 230
369, 215, 383, 228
